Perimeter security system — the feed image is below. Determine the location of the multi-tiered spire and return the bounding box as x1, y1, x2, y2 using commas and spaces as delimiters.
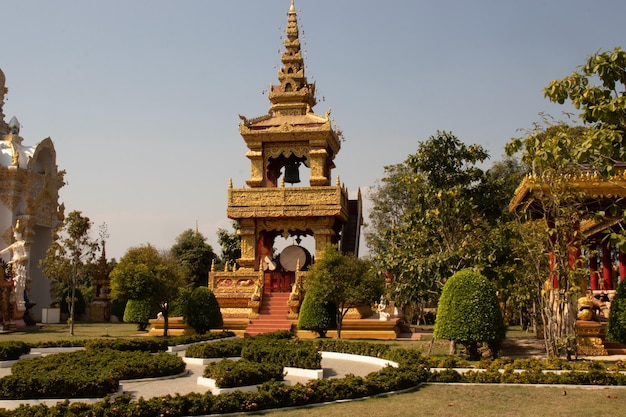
268, 0, 316, 116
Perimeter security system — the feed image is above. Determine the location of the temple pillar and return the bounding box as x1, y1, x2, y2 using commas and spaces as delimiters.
620, 249, 626, 284
601, 239, 613, 290
237, 219, 257, 269
589, 245, 599, 291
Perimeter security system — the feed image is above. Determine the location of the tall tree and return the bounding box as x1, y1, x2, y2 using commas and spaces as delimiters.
171, 229, 216, 287
305, 245, 384, 338
40, 210, 99, 336
217, 222, 241, 269
367, 131, 492, 317
110, 244, 182, 336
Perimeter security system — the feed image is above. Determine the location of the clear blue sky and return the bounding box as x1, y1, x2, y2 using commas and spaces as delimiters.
1, 0, 624, 260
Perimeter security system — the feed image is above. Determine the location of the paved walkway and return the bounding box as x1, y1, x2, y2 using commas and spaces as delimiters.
0, 349, 386, 410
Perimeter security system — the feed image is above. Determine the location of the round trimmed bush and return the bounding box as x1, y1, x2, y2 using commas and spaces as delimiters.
297, 289, 336, 337
184, 286, 223, 333
123, 299, 157, 331
607, 278, 626, 343
434, 269, 505, 360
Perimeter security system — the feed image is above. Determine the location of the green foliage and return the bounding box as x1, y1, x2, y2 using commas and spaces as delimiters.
110, 244, 181, 303
123, 299, 157, 331
171, 229, 217, 286
185, 338, 245, 359
59, 286, 86, 315
110, 244, 182, 336
306, 244, 384, 338
368, 132, 509, 312
297, 289, 336, 337
607, 278, 626, 343
217, 222, 241, 268
110, 297, 127, 320
40, 210, 99, 335
203, 359, 284, 388
241, 339, 322, 369
434, 269, 506, 359
2, 349, 184, 399
184, 286, 223, 333
84, 337, 169, 353
0, 341, 30, 361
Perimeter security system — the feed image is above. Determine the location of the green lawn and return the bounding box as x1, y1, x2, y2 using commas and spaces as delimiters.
0, 322, 141, 343
255, 385, 626, 417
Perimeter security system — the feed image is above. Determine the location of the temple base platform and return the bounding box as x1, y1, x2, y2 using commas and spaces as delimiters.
148, 316, 196, 336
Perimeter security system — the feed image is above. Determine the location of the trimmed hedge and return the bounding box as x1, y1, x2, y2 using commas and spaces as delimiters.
241, 339, 321, 369
204, 359, 284, 388
434, 269, 506, 359
85, 337, 169, 352
184, 330, 291, 359
184, 286, 223, 333
0, 341, 30, 361
1, 348, 185, 399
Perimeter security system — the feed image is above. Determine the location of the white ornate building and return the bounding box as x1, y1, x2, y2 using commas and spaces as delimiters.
0, 67, 64, 325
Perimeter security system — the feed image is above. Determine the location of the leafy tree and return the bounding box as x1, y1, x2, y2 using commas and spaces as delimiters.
367, 131, 492, 315
171, 229, 217, 287
305, 245, 384, 338
40, 210, 99, 336
541, 46, 626, 177
110, 244, 182, 336
506, 47, 626, 356
297, 288, 337, 338
217, 223, 241, 268
183, 286, 223, 333
433, 269, 506, 360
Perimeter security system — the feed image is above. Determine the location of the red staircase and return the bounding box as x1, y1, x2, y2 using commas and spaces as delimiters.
245, 292, 294, 337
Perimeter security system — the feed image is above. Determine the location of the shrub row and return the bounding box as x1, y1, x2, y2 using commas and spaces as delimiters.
185, 338, 245, 359
429, 368, 626, 385
24, 331, 235, 350
242, 339, 322, 369
84, 338, 169, 352
1, 348, 184, 399
0, 341, 30, 361
204, 359, 284, 388
311, 339, 392, 358
184, 330, 292, 359
0, 362, 430, 416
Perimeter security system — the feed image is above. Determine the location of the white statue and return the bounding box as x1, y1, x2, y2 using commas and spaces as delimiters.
378, 298, 390, 321
0, 228, 28, 312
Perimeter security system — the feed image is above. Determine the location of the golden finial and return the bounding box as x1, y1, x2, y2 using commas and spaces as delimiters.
211, 259, 216, 272
228, 178, 233, 188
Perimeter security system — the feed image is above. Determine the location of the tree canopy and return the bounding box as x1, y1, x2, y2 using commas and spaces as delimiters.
367, 131, 500, 311
110, 244, 182, 316
304, 245, 384, 338
171, 229, 217, 287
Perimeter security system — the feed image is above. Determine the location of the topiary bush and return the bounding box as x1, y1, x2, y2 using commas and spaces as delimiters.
607, 277, 626, 344
184, 286, 223, 333
0, 341, 30, 361
297, 290, 336, 337
433, 269, 506, 360
123, 299, 158, 331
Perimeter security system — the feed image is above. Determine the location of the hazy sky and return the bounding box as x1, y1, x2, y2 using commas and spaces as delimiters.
1, 0, 624, 260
